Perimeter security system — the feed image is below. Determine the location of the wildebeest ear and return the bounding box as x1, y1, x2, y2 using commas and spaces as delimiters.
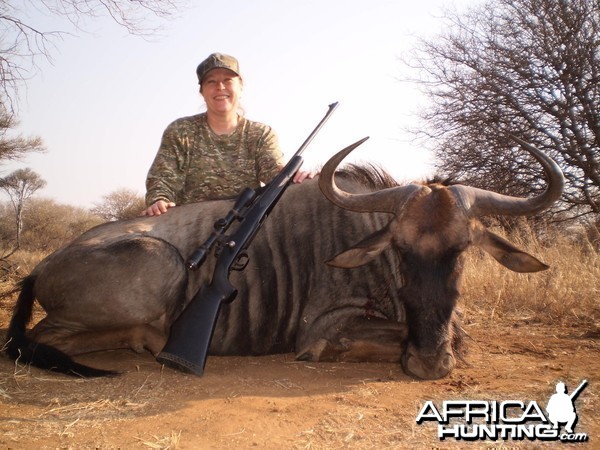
326, 226, 393, 269
477, 229, 549, 273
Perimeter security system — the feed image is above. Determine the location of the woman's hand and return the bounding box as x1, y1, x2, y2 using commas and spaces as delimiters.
293, 169, 318, 184
141, 200, 176, 216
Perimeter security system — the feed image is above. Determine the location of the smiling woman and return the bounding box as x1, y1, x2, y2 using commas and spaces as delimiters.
141, 52, 290, 217
142, 52, 317, 217
201, 69, 243, 127
197, 54, 244, 129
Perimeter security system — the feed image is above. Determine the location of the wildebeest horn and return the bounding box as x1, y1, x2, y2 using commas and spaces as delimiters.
449, 136, 565, 217
319, 137, 423, 214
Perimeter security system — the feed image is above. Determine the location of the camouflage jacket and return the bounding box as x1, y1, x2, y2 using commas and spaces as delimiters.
145, 113, 284, 205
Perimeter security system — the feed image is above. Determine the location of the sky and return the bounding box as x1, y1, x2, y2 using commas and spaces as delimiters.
4, 0, 476, 208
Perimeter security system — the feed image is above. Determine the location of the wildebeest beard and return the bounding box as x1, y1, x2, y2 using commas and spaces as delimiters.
398, 248, 466, 358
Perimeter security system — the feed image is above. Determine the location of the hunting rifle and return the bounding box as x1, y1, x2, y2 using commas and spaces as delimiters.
157, 102, 339, 375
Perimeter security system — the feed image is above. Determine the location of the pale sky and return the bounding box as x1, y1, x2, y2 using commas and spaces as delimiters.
4, 0, 475, 208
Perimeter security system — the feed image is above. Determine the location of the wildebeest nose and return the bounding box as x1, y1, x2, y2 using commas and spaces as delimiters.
440, 353, 456, 374
402, 349, 456, 380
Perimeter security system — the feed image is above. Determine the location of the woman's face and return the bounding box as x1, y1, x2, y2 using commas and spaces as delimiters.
200, 68, 243, 116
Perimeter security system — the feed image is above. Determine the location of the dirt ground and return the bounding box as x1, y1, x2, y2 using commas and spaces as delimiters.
0, 306, 598, 449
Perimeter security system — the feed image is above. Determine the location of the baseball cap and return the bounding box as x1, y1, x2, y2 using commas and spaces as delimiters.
196, 53, 240, 84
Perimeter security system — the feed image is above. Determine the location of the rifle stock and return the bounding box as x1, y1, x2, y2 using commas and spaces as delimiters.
157, 282, 236, 374
156, 103, 338, 375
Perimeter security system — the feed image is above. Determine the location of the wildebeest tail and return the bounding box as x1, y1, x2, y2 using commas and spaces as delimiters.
4, 275, 117, 377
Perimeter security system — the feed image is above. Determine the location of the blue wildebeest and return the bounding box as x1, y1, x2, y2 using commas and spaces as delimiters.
4, 138, 563, 379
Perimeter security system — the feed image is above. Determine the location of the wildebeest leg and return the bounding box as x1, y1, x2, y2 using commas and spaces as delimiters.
296, 316, 408, 363
30, 318, 167, 356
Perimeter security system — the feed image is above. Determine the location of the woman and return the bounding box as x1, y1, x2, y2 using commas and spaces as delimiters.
142, 53, 312, 216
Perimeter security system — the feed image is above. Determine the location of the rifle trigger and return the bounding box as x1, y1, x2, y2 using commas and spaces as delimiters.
232, 252, 249, 271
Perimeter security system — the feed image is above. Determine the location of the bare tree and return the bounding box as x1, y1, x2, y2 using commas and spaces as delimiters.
91, 187, 145, 221
0, 2, 181, 171
0, 167, 46, 251
407, 0, 599, 221
0, 0, 180, 108
0, 105, 44, 162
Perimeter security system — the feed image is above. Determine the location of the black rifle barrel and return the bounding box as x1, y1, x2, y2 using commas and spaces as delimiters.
293, 101, 338, 159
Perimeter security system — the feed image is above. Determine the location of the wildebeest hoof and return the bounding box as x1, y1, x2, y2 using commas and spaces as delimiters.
296, 338, 329, 361
295, 351, 314, 361
131, 343, 145, 353
338, 338, 352, 349
296, 338, 345, 362
129, 325, 167, 355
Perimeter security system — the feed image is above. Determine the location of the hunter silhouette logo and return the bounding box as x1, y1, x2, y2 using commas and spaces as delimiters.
547, 380, 587, 435
416, 379, 589, 442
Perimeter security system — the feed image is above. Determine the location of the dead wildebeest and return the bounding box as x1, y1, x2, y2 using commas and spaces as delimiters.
4, 137, 564, 379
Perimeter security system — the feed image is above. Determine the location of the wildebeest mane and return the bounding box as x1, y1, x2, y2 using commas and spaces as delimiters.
334, 164, 459, 191
425, 175, 459, 186
335, 163, 399, 191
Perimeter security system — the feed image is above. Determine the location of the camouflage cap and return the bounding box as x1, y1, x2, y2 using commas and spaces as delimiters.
196, 53, 240, 84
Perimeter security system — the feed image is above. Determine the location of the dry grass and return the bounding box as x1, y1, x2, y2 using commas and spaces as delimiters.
1, 248, 47, 278
136, 431, 182, 449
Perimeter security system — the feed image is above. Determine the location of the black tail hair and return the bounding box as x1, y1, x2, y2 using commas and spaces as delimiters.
4, 275, 117, 377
